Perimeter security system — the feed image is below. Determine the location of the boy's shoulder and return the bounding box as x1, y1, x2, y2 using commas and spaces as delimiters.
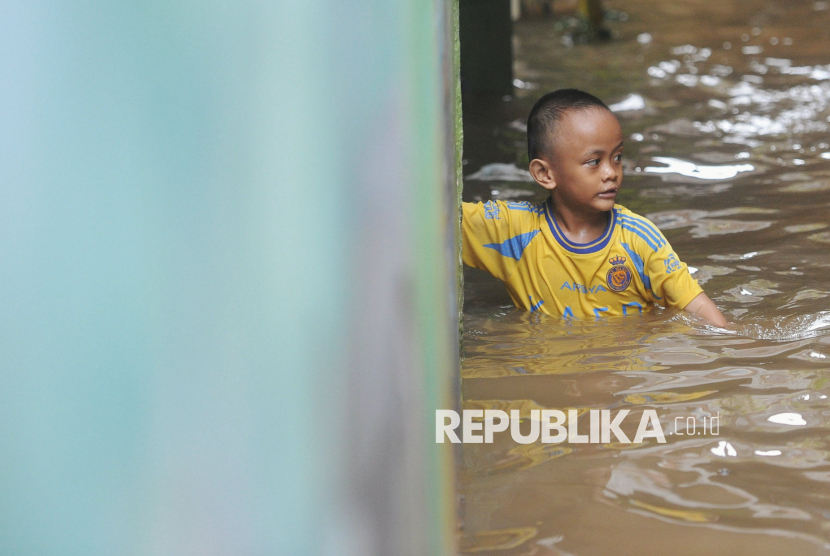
612, 204, 669, 253
464, 199, 546, 222
613, 204, 648, 219
484, 199, 546, 218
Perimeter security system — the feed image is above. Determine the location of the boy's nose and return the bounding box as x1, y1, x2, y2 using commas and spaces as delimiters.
602, 161, 618, 181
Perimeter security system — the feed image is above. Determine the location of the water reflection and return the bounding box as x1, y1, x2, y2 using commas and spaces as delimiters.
643, 157, 755, 180
465, 162, 534, 182
609, 93, 647, 112
460, 0, 830, 552
647, 208, 775, 239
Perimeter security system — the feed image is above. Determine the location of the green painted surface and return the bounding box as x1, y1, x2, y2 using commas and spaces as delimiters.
454, 0, 466, 365
0, 1, 459, 554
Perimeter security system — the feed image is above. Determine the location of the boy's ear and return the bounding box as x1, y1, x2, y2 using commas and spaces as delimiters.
529, 158, 556, 191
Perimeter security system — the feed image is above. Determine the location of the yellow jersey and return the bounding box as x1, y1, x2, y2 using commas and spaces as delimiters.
462, 198, 703, 318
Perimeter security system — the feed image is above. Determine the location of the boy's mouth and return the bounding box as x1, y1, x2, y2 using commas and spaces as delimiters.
598, 187, 618, 198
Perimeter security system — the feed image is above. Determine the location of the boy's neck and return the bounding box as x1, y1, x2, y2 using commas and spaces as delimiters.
549, 196, 610, 244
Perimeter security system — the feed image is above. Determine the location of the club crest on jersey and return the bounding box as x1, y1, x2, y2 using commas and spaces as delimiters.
606, 255, 632, 292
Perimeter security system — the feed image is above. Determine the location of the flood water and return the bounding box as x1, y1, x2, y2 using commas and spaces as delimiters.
459, 0, 830, 554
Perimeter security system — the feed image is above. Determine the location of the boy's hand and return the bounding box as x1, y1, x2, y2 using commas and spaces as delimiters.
683, 293, 727, 327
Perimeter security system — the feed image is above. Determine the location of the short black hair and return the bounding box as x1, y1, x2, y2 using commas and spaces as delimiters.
527, 89, 610, 161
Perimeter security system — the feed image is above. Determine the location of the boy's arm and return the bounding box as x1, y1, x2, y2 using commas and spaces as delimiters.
631, 213, 726, 325
683, 292, 727, 327
462, 200, 523, 282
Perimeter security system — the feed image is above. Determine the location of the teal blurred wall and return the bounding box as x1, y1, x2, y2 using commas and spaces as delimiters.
0, 1, 459, 555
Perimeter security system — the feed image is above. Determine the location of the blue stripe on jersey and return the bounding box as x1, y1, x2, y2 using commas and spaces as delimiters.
544, 199, 617, 254
618, 216, 662, 246
505, 201, 545, 214
483, 229, 540, 260
619, 223, 660, 252
621, 242, 662, 299
622, 302, 643, 315
484, 200, 501, 220
633, 215, 668, 246
618, 215, 665, 249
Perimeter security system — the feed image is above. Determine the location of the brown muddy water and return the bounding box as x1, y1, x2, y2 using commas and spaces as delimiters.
458, 0, 830, 554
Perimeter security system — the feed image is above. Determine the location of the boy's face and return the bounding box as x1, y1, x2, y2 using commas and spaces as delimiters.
530, 108, 624, 214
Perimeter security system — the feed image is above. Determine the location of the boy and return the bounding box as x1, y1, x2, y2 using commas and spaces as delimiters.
462, 89, 726, 326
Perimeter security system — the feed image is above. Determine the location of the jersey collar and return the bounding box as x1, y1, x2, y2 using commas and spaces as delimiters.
544, 198, 617, 254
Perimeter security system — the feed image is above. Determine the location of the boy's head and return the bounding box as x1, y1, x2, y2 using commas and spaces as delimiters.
527, 89, 623, 213
527, 89, 610, 162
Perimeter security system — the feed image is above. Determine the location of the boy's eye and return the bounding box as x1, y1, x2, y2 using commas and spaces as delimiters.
586, 159, 600, 166
614, 153, 623, 162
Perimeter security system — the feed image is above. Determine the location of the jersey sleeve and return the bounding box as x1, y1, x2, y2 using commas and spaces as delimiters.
462, 200, 529, 282
644, 226, 703, 310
